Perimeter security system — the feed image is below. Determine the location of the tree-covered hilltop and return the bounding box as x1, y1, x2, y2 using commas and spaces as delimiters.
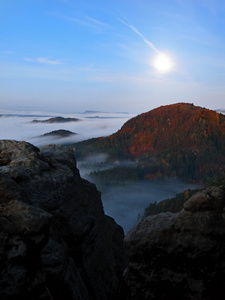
32, 116, 80, 123
87, 166, 146, 189
74, 103, 225, 183
41, 129, 77, 137
144, 188, 200, 217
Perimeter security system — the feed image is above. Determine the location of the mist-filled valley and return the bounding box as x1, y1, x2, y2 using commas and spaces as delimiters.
0, 110, 133, 146
100, 179, 198, 234
80, 168, 199, 233
2, 103, 225, 233
2, 1, 225, 297
77, 152, 200, 233
0, 108, 205, 232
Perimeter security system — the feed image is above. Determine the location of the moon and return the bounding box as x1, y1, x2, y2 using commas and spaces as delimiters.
152, 53, 173, 73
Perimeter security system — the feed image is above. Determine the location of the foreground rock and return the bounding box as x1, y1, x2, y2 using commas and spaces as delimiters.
0, 200, 51, 299
0, 140, 127, 300
124, 186, 225, 300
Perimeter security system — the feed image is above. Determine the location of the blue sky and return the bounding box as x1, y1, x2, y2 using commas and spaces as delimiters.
1, 0, 225, 113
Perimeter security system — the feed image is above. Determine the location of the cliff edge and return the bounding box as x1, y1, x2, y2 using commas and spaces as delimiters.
0, 140, 127, 300
2, 139, 225, 300
124, 185, 225, 299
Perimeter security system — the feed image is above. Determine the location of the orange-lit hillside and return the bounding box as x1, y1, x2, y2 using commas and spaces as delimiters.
74, 103, 225, 182
114, 103, 223, 155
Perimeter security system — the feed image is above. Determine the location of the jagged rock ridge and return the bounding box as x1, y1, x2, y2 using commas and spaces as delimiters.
2, 139, 225, 300
0, 140, 127, 300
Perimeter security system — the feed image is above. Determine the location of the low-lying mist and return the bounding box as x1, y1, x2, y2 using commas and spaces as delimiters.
0, 109, 200, 234
77, 157, 200, 234
0, 110, 134, 146
101, 179, 198, 234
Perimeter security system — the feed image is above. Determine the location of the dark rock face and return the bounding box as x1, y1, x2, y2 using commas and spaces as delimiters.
0, 140, 127, 300
124, 186, 225, 300
0, 200, 51, 300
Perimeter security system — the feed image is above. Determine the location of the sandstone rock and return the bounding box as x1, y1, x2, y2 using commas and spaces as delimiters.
0, 140, 127, 300
0, 200, 52, 300
124, 185, 225, 300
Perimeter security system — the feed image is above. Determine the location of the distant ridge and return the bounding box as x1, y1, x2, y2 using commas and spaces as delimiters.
41, 129, 77, 138
84, 110, 129, 114
84, 110, 106, 114
32, 116, 80, 123
74, 103, 225, 182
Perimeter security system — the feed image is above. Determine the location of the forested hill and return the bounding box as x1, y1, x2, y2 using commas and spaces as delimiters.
74, 103, 225, 182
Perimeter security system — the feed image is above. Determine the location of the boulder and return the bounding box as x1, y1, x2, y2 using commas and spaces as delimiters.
124, 186, 225, 300
0, 140, 127, 300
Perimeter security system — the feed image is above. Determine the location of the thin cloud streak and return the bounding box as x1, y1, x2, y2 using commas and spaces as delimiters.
91, 73, 162, 84
119, 18, 160, 54
51, 12, 110, 31
24, 57, 62, 65
37, 57, 62, 65
0, 61, 106, 82
85, 16, 111, 28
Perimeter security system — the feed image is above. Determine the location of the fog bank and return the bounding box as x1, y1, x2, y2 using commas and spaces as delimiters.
0, 110, 134, 146
97, 179, 199, 234
0, 109, 200, 234
78, 159, 200, 234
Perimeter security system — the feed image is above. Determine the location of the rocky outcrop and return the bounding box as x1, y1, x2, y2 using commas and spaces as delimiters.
124, 185, 225, 300
0, 140, 127, 300
0, 200, 51, 299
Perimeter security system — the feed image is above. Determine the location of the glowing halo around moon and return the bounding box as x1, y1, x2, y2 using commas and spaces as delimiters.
152, 53, 174, 73
119, 18, 175, 74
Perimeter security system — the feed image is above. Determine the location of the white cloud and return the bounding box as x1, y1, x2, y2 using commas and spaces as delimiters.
37, 57, 61, 65
24, 57, 62, 65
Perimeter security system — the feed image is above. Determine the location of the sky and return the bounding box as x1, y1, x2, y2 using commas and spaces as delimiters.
1, 0, 225, 114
